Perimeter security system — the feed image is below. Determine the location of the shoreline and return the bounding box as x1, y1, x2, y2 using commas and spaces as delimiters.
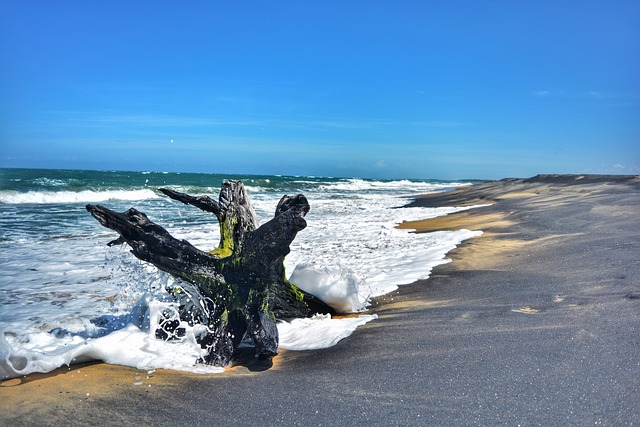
2, 174, 639, 426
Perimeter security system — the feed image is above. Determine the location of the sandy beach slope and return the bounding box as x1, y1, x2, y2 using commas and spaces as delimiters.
2, 174, 639, 426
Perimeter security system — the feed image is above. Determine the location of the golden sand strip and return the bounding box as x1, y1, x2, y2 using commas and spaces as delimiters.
0, 363, 162, 415
397, 211, 514, 232
395, 207, 526, 271
0, 353, 280, 418
395, 183, 600, 271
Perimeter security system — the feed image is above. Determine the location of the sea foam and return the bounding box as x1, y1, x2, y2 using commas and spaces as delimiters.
278, 314, 378, 350
0, 189, 161, 204
0, 298, 225, 378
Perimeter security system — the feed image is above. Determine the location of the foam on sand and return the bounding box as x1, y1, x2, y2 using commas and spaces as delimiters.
278, 314, 378, 350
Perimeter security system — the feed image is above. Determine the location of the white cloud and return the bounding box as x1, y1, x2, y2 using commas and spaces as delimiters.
374, 160, 386, 168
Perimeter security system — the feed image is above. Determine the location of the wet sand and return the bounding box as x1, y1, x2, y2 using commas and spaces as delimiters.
2, 174, 639, 426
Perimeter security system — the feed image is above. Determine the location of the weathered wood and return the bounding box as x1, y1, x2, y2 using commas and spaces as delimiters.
159, 181, 258, 257
87, 180, 333, 366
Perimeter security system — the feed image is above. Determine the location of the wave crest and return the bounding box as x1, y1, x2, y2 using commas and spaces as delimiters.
0, 189, 161, 204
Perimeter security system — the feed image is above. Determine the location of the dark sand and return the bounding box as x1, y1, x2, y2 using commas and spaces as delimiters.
2, 174, 639, 426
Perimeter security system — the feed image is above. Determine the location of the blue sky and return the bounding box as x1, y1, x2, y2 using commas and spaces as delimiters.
1, 1, 638, 180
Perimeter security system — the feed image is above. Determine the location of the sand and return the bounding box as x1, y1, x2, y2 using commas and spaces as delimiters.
2, 174, 639, 426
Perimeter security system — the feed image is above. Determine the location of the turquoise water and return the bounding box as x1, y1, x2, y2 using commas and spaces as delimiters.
1, 167, 469, 192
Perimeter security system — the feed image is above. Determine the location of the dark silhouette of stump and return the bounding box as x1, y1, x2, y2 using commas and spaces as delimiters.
86, 180, 333, 366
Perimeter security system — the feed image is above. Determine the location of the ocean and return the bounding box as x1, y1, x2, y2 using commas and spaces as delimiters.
0, 168, 482, 379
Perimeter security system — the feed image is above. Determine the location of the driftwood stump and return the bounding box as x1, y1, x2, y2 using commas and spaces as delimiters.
86, 180, 333, 366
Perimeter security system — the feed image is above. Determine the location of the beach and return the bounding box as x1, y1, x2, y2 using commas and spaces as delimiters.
2, 174, 639, 426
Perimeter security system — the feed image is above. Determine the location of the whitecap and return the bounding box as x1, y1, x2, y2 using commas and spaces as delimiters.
0, 189, 161, 204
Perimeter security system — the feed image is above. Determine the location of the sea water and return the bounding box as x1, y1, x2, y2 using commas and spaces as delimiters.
0, 168, 482, 378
